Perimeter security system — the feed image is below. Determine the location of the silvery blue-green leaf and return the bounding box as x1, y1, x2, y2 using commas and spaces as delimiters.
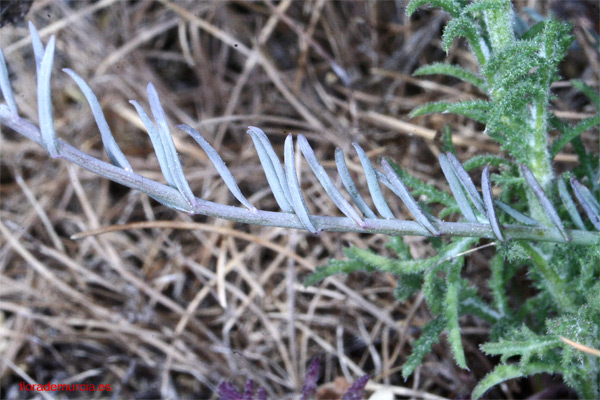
557, 177, 585, 230
373, 168, 391, 187
28, 22, 44, 70
284, 134, 317, 233
352, 143, 395, 219
0, 48, 17, 114
570, 178, 600, 231
494, 200, 540, 226
571, 178, 600, 214
147, 84, 196, 208
446, 152, 486, 216
149, 194, 194, 214
374, 168, 445, 228
439, 153, 477, 222
298, 135, 364, 227
334, 148, 377, 219
247, 127, 293, 212
130, 100, 177, 190
178, 124, 253, 210
381, 159, 439, 235
251, 126, 293, 204
482, 164, 504, 241
37, 36, 59, 158
522, 164, 569, 241
63, 68, 132, 172
29, 23, 56, 155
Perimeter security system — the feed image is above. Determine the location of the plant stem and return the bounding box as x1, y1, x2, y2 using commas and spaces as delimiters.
525, 94, 554, 223
2, 105, 599, 245
482, 0, 514, 54
481, 0, 554, 222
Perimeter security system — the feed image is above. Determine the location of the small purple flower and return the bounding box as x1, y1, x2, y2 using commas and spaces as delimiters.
257, 386, 267, 400
341, 375, 369, 400
218, 379, 267, 400
217, 381, 243, 400
243, 379, 255, 400
301, 356, 321, 400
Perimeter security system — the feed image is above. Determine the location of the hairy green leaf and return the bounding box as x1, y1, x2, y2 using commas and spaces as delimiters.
481, 325, 560, 363
411, 100, 491, 123
402, 316, 446, 379
472, 362, 557, 400
444, 260, 467, 368
550, 115, 600, 158
571, 79, 600, 110
414, 62, 485, 90
442, 15, 485, 62
304, 258, 372, 286
405, 0, 462, 17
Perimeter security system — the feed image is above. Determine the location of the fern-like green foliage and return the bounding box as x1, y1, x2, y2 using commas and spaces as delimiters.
312, 1, 599, 398
0, 3, 599, 399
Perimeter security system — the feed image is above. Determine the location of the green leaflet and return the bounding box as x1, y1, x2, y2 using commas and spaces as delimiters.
393, 274, 423, 302
462, 155, 513, 171
481, 325, 561, 364
444, 259, 467, 368
402, 316, 446, 379
304, 258, 372, 287
405, 0, 462, 18
442, 15, 485, 62
414, 62, 485, 90
550, 115, 600, 158
441, 125, 455, 154
462, 0, 510, 15
472, 363, 557, 400
346, 246, 435, 274
571, 79, 600, 110
410, 100, 491, 123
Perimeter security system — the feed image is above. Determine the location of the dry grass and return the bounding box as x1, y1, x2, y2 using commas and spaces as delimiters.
0, 1, 597, 399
